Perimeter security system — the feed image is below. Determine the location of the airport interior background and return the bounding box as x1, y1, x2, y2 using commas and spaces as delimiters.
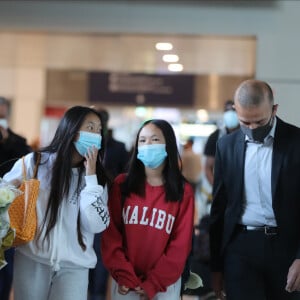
2, 1, 300, 300
1, 0, 300, 155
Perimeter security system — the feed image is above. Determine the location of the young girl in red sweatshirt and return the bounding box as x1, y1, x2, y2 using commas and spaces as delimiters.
101, 119, 194, 300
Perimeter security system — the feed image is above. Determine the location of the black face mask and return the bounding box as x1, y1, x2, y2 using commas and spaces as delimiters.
240, 116, 274, 143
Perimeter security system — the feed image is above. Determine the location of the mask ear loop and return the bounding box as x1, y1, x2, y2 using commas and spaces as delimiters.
269, 105, 276, 127
263, 105, 275, 129
271, 104, 279, 121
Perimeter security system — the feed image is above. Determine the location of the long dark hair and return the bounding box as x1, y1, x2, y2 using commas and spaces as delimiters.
37, 106, 111, 250
122, 119, 185, 202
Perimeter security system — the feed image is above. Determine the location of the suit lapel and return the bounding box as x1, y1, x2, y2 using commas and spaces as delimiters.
234, 131, 246, 212
272, 119, 285, 201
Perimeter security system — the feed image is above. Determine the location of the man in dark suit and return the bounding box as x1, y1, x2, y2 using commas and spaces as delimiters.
210, 80, 300, 300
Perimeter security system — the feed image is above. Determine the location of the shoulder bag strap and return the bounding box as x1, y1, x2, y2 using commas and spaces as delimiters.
32, 152, 41, 179
21, 156, 27, 180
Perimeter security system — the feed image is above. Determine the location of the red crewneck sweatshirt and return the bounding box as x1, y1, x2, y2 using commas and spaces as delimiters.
101, 173, 194, 299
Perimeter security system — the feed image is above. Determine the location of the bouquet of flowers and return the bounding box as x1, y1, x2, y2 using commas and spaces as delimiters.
0, 179, 22, 269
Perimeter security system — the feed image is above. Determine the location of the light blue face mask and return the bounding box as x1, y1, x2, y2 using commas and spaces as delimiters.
74, 131, 102, 157
223, 110, 239, 129
137, 144, 168, 169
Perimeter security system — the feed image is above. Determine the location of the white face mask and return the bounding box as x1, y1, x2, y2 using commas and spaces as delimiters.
223, 110, 239, 129
73, 131, 102, 157
0, 118, 8, 129
137, 144, 167, 169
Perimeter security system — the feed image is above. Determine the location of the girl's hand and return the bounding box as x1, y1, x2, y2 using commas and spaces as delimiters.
118, 285, 130, 295
134, 287, 149, 300
84, 146, 98, 175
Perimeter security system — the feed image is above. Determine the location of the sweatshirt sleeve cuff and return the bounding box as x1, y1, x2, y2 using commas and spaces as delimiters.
140, 281, 158, 300
85, 174, 98, 186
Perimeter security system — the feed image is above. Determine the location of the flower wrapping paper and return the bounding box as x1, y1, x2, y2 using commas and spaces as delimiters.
0, 179, 22, 269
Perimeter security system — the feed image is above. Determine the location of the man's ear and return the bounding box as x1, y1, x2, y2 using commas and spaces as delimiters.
273, 104, 279, 114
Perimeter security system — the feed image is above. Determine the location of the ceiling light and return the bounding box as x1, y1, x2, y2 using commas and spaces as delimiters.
162, 54, 179, 63
135, 106, 147, 117
155, 42, 173, 51
178, 123, 217, 137
168, 63, 183, 72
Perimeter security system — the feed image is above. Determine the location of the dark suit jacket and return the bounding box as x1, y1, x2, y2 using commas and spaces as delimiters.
210, 117, 300, 271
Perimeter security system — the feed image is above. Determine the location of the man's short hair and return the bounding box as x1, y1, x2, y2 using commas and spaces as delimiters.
224, 100, 234, 112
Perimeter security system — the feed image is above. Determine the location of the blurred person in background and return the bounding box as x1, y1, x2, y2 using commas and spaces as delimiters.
180, 137, 202, 225
181, 139, 216, 300
203, 100, 239, 187
183, 100, 239, 300
181, 137, 202, 193
104, 128, 129, 180
0, 97, 32, 177
202, 100, 239, 212
0, 96, 32, 300
97, 109, 129, 179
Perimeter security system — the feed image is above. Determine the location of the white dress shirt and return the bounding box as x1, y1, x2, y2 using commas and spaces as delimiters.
240, 117, 277, 227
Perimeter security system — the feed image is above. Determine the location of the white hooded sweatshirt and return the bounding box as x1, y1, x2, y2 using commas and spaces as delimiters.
4, 152, 109, 271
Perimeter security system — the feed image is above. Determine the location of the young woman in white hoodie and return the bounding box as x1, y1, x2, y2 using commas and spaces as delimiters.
4, 106, 111, 300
